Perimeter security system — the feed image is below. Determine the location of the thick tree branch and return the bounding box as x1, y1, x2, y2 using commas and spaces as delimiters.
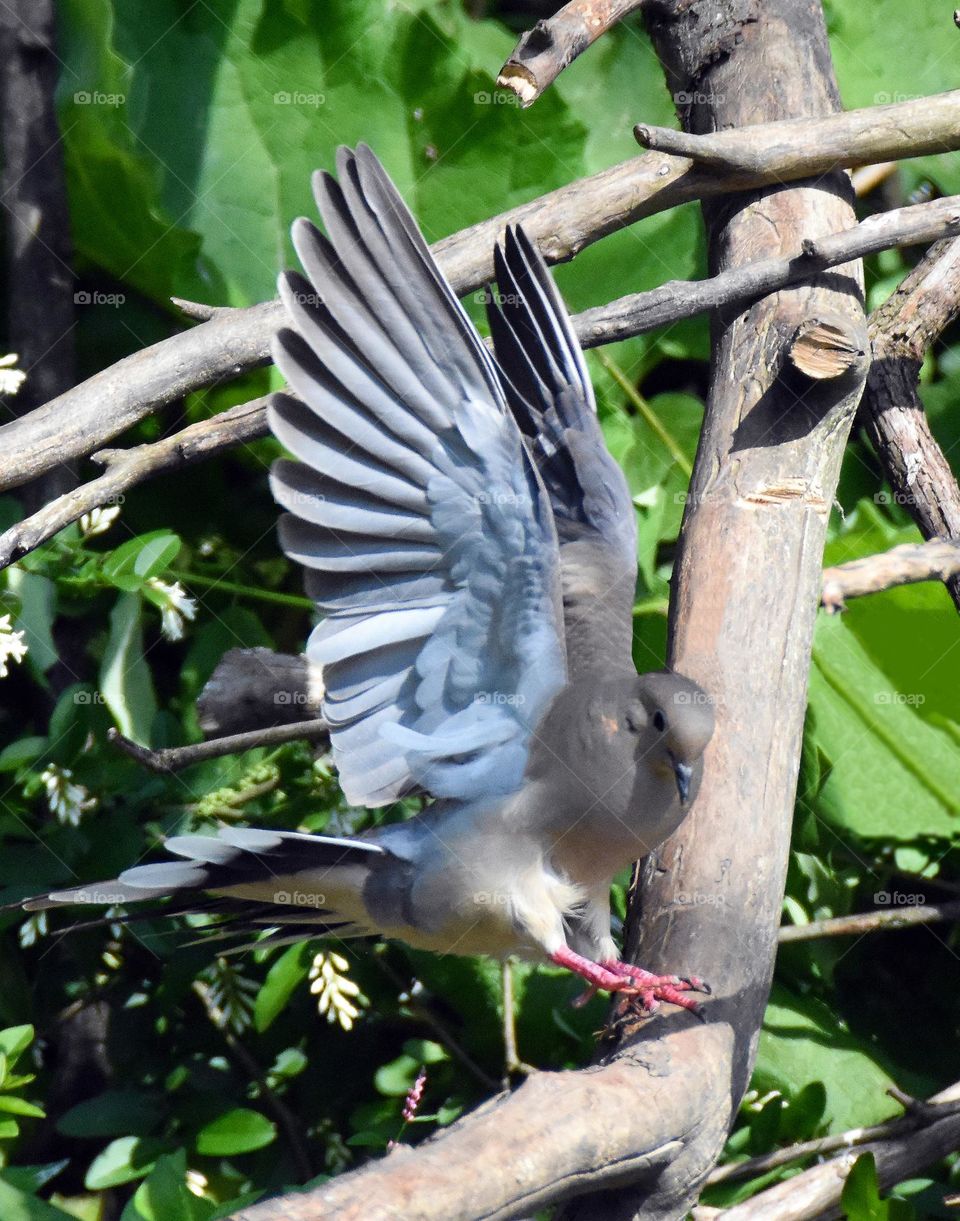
862, 235, 960, 610
574, 0, 869, 1214
4, 88, 960, 496
821, 539, 960, 611
4, 194, 958, 571
497, 0, 647, 106
633, 89, 960, 173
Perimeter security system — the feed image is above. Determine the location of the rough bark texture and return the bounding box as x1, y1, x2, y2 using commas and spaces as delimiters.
230, 3, 869, 1220
569, 1, 868, 1216
863, 235, 960, 610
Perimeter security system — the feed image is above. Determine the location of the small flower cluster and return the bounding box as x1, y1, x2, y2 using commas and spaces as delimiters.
145, 578, 197, 641
0, 614, 28, 678
40, 764, 97, 827
308, 950, 366, 1031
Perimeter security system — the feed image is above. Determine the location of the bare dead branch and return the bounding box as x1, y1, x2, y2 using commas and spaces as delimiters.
107, 720, 328, 776
497, 0, 646, 106
863, 235, 960, 610
718, 1081, 960, 1220
821, 539, 960, 612
633, 89, 960, 173
5, 88, 960, 496
707, 1080, 960, 1189
778, 897, 960, 942
5, 194, 959, 571
0, 396, 270, 569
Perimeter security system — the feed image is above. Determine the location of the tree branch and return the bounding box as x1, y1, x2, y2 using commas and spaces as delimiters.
821, 539, 960, 612
706, 1080, 960, 1190
497, 0, 647, 107
862, 235, 960, 611
718, 1081, 960, 1220
4, 88, 960, 496
633, 89, 960, 173
778, 897, 960, 943
4, 193, 959, 571
107, 720, 328, 776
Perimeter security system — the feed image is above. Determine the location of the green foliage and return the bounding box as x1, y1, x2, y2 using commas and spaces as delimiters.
0, 0, 958, 1214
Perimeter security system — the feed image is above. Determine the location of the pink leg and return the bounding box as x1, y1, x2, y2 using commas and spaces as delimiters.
551, 946, 710, 1017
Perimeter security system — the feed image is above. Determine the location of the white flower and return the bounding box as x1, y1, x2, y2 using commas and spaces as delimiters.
19, 911, 47, 948
145, 578, 197, 641
41, 764, 97, 827
0, 353, 26, 396
79, 505, 121, 537
0, 613, 28, 677
309, 950, 366, 1031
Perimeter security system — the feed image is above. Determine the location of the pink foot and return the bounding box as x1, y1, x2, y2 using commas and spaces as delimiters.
552, 946, 710, 1018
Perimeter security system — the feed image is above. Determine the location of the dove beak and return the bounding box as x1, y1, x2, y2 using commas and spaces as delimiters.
671, 756, 692, 805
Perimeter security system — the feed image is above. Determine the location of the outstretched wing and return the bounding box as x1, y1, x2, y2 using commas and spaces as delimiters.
486, 227, 638, 677
268, 145, 567, 808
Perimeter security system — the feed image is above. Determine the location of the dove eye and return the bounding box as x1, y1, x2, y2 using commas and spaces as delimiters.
652, 710, 666, 732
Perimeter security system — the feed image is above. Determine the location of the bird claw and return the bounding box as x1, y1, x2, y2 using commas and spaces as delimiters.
601, 960, 710, 1018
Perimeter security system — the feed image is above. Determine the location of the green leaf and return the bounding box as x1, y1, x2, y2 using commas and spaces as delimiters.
0, 738, 48, 773
7, 570, 58, 677
99, 593, 157, 744
121, 1150, 214, 1221
756, 986, 900, 1132
0, 1178, 78, 1219
84, 1136, 169, 1190
102, 531, 181, 591
808, 614, 960, 839
0, 1027, 34, 1065
253, 942, 313, 1033
194, 1108, 276, 1157
0, 1096, 45, 1119
57, 1090, 165, 1138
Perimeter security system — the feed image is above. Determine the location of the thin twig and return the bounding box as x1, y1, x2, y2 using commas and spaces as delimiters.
706, 1082, 960, 1188
107, 719, 329, 775
192, 978, 313, 1182
498, 0, 646, 107
633, 90, 960, 173
820, 539, 960, 612
6, 88, 960, 496
778, 898, 960, 943
4, 194, 960, 571
371, 954, 500, 1093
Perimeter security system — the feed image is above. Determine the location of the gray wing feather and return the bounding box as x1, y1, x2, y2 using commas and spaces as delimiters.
269, 144, 567, 807
487, 226, 638, 676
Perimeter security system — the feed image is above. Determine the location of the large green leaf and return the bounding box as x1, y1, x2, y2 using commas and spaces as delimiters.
194, 1108, 276, 1157
0, 1179, 77, 1221
756, 986, 901, 1132
99, 593, 158, 744
807, 613, 960, 841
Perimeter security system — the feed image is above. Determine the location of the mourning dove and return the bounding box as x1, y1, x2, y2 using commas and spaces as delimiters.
23, 146, 715, 1015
